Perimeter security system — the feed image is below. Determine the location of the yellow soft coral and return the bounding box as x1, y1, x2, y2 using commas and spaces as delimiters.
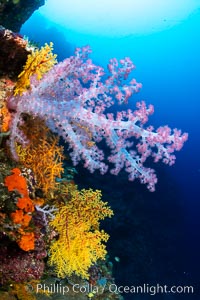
48, 186, 113, 279
16, 117, 64, 195
14, 42, 57, 96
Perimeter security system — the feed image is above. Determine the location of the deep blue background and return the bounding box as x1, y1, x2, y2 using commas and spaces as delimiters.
21, 7, 200, 299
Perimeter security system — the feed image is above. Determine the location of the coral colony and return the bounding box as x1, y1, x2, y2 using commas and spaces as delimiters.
0, 40, 187, 298
8, 45, 187, 192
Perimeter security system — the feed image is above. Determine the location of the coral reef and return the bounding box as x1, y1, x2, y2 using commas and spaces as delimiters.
0, 26, 30, 79
0, 243, 45, 284
0, 28, 187, 300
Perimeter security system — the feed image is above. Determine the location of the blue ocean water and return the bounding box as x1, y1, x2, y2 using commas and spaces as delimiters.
20, 4, 200, 299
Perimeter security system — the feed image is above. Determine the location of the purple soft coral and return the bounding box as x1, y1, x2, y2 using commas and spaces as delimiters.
8, 46, 188, 191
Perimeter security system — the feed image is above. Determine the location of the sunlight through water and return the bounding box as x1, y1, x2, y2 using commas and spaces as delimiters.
39, 0, 200, 36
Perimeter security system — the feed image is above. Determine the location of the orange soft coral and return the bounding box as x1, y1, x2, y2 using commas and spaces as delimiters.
10, 196, 34, 228
4, 168, 35, 251
11, 209, 32, 227
0, 102, 11, 132
18, 232, 35, 251
16, 196, 34, 213
4, 168, 29, 197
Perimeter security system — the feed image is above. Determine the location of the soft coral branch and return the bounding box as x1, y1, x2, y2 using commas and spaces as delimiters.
7, 45, 188, 191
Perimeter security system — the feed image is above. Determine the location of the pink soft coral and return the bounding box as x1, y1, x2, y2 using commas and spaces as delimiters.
8, 46, 188, 191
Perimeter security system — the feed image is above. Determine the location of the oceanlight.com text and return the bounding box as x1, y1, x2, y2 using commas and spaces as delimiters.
108, 283, 194, 296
